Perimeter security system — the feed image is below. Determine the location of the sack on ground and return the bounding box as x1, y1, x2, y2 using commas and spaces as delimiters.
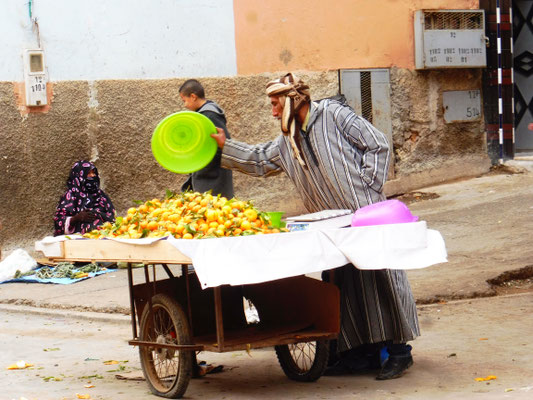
0, 249, 37, 282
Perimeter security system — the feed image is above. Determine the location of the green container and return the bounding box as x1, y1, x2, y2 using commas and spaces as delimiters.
266, 211, 285, 228
151, 111, 218, 174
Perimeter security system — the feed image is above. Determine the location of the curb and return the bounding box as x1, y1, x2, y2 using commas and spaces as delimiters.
0, 303, 131, 325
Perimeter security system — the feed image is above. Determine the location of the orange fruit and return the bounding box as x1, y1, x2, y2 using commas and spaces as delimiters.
222, 205, 232, 215
198, 223, 209, 233
205, 209, 216, 222
244, 209, 258, 222
147, 221, 158, 231
183, 233, 193, 239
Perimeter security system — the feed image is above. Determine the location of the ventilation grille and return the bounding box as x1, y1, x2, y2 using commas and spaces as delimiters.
424, 11, 483, 30
360, 71, 373, 124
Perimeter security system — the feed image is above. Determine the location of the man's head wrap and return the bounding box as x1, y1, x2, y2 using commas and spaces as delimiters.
266, 73, 310, 167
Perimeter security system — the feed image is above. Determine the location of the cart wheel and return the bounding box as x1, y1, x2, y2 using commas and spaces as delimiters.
275, 340, 329, 382
139, 294, 193, 399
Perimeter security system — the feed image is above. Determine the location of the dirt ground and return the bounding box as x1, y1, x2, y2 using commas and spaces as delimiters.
2, 293, 533, 400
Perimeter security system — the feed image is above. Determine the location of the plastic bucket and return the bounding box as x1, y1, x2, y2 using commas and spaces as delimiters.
266, 211, 284, 228
351, 199, 418, 227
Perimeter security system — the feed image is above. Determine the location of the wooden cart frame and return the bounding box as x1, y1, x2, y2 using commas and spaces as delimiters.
53, 239, 340, 398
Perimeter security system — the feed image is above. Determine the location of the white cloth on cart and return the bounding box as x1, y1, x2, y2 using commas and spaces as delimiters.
167, 221, 447, 288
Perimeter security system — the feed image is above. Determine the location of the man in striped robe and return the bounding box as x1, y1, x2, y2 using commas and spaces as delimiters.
211, 73, 419, 380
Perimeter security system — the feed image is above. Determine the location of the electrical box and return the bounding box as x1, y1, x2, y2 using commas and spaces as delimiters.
414, 10, 486, 69
23, 49, 48, 106
443, 90, 482, 123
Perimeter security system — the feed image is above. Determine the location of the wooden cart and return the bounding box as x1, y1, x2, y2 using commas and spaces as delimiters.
51, 239, 340, 399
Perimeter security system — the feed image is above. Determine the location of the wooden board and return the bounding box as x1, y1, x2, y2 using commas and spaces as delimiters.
56, 239, 191, 264
194, 327, 337, 352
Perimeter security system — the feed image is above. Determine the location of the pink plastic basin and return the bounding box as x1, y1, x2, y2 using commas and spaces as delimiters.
351, 199, 419, 227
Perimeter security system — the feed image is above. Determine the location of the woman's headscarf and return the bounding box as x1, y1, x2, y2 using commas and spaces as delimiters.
266, 73, 311, 167
53, 160, 115, 236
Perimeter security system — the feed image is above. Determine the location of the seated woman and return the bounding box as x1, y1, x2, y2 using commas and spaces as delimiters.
54, 160, 115, 236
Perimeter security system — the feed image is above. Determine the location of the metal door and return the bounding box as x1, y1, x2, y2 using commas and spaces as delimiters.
513, 0, 533, 151
340, 69, 394, 179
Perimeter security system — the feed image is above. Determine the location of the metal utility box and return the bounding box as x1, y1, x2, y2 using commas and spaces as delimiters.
442, 90, 482, 123
414, 10, 486, 69
23, 49, 48, 106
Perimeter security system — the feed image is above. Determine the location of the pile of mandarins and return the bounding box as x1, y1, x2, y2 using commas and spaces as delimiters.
83, 191, 286, 240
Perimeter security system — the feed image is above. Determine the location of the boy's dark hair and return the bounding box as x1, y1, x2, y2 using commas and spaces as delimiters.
179, 79, 205, 98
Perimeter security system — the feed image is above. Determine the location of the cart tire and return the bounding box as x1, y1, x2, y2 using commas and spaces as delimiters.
139, 294, 193, 399
275, 340, 329, 382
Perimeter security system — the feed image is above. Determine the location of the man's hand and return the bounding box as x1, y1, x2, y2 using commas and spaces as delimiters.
211, 127, 226, 148
71, 210, 97, 224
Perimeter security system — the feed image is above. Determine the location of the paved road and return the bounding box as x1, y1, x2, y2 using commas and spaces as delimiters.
2, 293, 533, 400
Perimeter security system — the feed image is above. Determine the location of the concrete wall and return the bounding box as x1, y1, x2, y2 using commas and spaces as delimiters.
0, 69, 489, 256
385, 67, 491, 195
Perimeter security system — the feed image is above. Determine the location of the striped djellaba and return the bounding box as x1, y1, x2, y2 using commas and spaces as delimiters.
221, 99, 420, 351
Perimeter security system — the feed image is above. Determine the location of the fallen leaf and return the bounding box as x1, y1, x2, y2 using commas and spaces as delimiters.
103, 360, 119, 365
43, 347, 60, 352
479, 338, 489, 341
84, 384, 95, 388
6, 360, 34, 370
43, 376, 63, 382
505, 388, 514, 392
78, 374, 103, 380
475, 375, 497, 381
76, 394, 91, 399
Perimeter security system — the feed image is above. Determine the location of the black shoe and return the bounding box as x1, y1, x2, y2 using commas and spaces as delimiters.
376, 355, 413, 380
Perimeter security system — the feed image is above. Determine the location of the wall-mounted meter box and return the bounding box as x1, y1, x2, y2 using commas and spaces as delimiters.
23, 49, 48, 106
414, 10, 486, 69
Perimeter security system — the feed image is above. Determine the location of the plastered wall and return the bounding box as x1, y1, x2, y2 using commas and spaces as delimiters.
233, 0, 480, 74
0, 69, 489, 255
